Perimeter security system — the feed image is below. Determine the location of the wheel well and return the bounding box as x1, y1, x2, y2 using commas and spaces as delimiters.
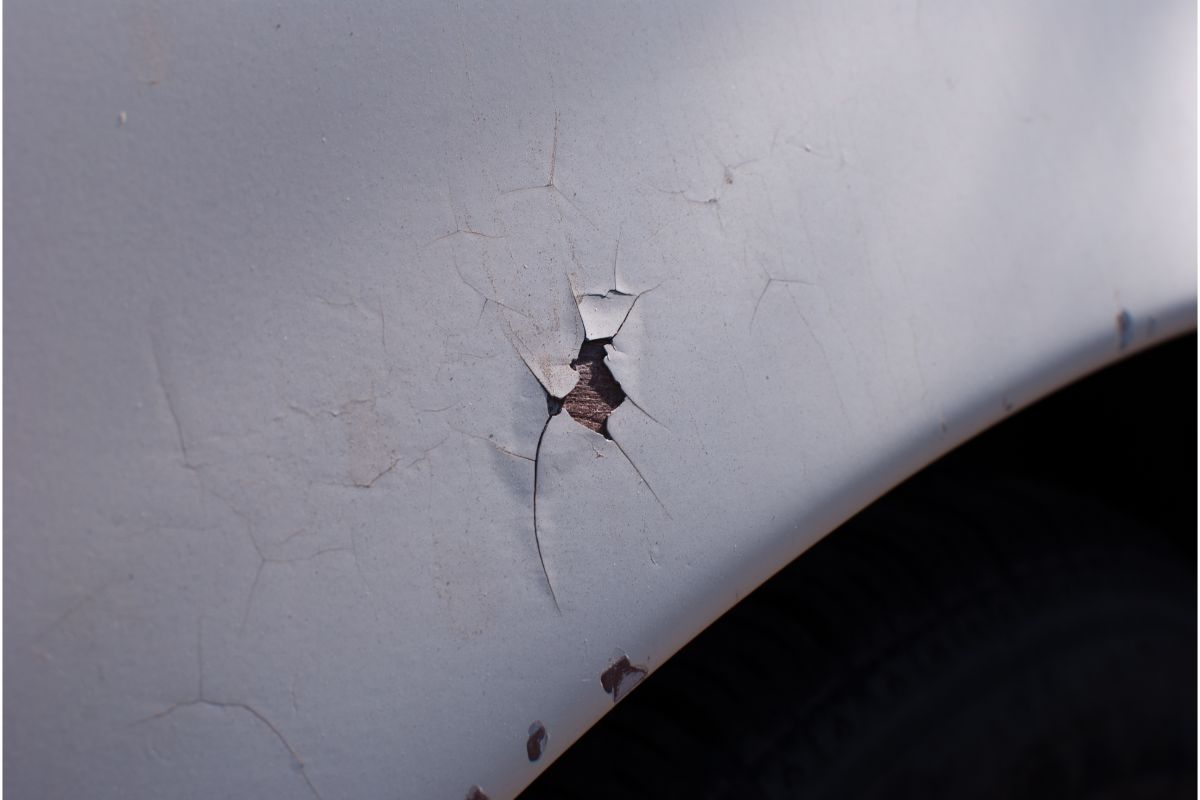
522, 333, 1197, 798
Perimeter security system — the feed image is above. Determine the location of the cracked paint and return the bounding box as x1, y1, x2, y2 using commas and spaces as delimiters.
527, 286, 671, 610
134, 623, 322, 799
531, 395, 564, 611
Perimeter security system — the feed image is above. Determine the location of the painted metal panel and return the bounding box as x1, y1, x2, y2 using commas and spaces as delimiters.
5, 2, 1194, 798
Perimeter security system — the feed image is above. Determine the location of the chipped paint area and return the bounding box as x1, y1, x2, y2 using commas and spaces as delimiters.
600, 654, 648, 703
525, 721, 548, 762
561, 339, 624, 437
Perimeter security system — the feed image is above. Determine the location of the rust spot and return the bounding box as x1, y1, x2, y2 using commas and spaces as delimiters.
526, 720, 548, 761
561, 338, 624, 438
600, 654, 647, 703
465, 786, 489, 800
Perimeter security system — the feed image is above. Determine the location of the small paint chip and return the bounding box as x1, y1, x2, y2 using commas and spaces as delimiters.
526, 720, 548, 761
465, 785, 489, 800
600, 653, 647, 703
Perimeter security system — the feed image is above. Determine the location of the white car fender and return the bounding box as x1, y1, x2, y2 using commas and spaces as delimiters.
5, 2, 1194, 798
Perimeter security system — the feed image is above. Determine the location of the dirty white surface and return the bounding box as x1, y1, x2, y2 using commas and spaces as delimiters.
5, 2, 1195, 799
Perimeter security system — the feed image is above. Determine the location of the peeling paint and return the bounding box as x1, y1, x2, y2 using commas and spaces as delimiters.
575, 291, 636, 341
499, 276, 584, 400
526, 277, 669, 609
